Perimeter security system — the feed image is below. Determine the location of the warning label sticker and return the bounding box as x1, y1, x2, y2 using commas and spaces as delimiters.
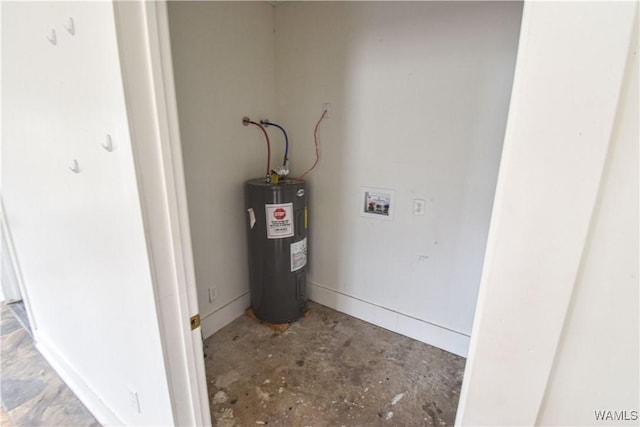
291, 237, 307, 272
265, 203, 294, 239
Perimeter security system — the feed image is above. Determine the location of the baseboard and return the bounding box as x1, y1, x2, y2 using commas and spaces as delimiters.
34, 335, 123, 426
201, 292, 251, 340
308, 281, 470, 357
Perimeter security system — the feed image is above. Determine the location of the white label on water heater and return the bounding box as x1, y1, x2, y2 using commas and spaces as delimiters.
247, 208, 256, 229
265, 203, 294, 239
291, 237, 307, 272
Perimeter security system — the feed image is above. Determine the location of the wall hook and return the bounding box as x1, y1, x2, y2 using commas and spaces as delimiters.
69, 159, 80, 173
64, 17, 75, 35
47, 29, 57, 45
102, 134, 114, 152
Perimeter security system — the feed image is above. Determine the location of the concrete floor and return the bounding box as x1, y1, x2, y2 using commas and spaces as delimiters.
204, 301, 465, 426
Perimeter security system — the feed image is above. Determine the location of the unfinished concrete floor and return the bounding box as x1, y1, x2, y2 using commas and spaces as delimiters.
204, 302, 465, 426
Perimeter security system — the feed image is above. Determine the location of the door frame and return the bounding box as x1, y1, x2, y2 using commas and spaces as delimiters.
0, 198, 36, 330
113, 2, 211, 425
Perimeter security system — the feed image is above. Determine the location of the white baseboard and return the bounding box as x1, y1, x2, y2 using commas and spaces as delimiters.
201, 292, 250, 340
35, 335, 123, 426
308, 281, 470, 357
198, 285, 469, 356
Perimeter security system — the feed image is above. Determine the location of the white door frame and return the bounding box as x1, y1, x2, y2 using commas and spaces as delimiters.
0, 199, 37, 331
455, 2, 638, 425
1, 201, 25, 303
113, 2, 211, 425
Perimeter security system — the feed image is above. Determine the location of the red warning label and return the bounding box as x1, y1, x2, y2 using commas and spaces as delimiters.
274, 208, 286, 220
265, 203, 294, 239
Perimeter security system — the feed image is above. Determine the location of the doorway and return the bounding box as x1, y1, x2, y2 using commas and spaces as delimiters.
158, 0, 522, 423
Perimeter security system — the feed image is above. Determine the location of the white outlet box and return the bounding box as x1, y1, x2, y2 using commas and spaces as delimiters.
360, 187, 395, 220
413, 199, 426, 216
322, 102, 331, 118
208, 286, 218, 303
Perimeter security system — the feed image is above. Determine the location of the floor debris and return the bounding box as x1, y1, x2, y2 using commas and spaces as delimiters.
205, 302, 464, 426
391, 392, 405, 405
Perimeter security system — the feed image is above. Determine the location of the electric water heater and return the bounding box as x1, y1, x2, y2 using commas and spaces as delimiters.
245, 178, 308, 323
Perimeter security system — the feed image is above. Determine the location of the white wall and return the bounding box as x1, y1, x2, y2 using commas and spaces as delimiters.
274, 2, 522, 356
167, 2, 277, 338
1, 2, 173, 425
457, 2, 638, 425
536, 8, 639, 425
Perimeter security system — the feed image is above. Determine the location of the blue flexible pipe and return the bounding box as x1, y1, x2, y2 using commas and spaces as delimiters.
261, 120, 289, 167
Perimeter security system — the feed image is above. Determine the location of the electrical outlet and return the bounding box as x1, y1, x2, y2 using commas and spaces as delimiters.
208, 286, 218, 303
413, 199, 426, 216
322, 102, 331, 118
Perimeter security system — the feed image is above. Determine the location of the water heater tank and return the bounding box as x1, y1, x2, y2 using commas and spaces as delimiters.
245, 178, 308, 323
